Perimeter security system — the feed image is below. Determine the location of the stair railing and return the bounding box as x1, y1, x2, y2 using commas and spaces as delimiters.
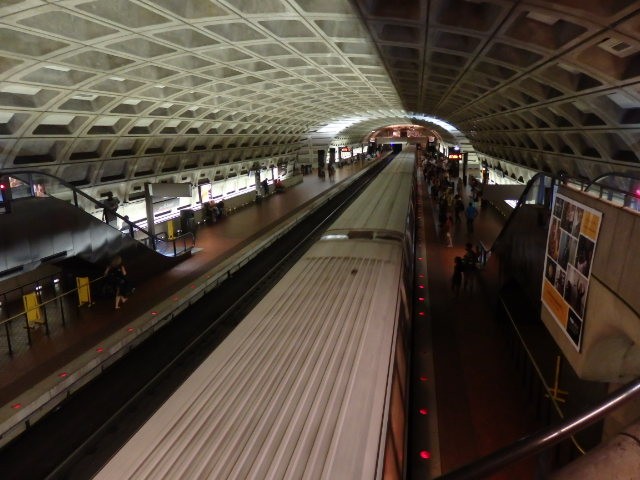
0, 170, 194, 256
435, 377, 640, 479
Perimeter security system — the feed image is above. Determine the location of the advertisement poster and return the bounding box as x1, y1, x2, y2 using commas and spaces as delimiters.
542, 194, 602, 351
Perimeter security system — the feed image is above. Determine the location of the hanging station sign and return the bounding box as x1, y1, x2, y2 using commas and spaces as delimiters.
541, 194, 602, 351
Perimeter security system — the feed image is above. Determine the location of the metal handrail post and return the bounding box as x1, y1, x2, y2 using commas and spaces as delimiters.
59, 296, 66, 327
4, 321, 12, 355
24, 314, 32, 346
41, 298, 50, 336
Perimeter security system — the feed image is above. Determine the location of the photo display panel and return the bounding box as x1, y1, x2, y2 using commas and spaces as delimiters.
541, 194, 602, 351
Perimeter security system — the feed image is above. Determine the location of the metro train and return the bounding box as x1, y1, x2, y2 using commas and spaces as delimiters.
95, 148, 418, 479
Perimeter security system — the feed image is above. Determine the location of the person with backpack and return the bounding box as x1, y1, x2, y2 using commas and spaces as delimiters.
454, 195, 465, 223
462, 243, 479, 292
465, 201, 478, 234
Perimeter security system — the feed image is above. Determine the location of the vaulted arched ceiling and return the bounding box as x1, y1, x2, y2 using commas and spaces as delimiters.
0, 0, 638, 195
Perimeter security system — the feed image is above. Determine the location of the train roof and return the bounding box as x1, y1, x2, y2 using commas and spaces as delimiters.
324, 150, 415, 238
95, 241, 405, 479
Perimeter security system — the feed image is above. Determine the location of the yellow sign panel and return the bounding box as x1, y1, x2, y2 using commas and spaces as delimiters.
580, 211, 601, 241
76, 276, 92, 306
22, 292, 43, 325
542, 280, 569, 327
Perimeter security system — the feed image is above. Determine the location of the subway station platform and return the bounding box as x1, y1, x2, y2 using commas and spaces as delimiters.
0, 160, 374, 444
419, 176, 538, 478
0, 157, 536, 478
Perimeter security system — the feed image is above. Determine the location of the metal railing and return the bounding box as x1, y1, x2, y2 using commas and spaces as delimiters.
434, 243, 640, 480
582, 173, 640, 212
0, 271, 61, 316
0, 170, 194, 257
498, 297, 588, 454
0, 274, 105, 357
435, 374, 640, 479
436, 187, 640, 478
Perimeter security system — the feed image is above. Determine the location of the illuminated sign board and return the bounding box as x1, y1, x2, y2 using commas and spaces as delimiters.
448, 153, 463, 160
199, 183, 213, 203
340, 147, 352, 160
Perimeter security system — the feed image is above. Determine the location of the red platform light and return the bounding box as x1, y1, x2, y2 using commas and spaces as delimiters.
190, 285, 195, 289
12, 403, 22, 409
418, 297, 425, 301
418, 257, 423, 261
418, 285, 424, 289
151, 311, 158, 316
418, 274, 424, 278
419, 408, 428, 415
58, 372, 68, 378
420, 450, 431, 459
418, 311, 425, 316
419, 376, 428, 382
96, 347, 104, 353
127, 327, 134, 332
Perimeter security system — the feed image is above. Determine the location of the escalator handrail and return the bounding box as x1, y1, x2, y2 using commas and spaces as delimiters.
489, 172, 557, 252
1, 169, 193, 255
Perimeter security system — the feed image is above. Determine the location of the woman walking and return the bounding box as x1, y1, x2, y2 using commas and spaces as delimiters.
104, 255, 131, 310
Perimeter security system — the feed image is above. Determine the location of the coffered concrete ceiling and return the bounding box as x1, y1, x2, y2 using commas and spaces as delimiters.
0, 0, 638, 192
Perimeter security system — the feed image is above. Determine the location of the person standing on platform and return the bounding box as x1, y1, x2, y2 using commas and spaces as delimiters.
454, 195, 464, 224
462, 243, 478, 292
465, 201, 478, 234
102, 192, 120, 228
104, 255, 131, 310
438, 195, 448, 227
122, 215, 135, 237
442, 215, 453, 247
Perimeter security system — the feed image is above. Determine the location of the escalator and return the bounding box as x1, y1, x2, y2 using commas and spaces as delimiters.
0, 171, 192, 284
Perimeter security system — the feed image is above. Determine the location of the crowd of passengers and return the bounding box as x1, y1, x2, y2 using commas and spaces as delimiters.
420, 152, 484, 295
